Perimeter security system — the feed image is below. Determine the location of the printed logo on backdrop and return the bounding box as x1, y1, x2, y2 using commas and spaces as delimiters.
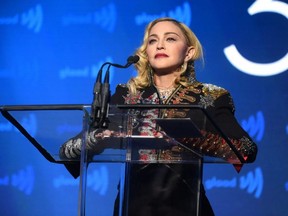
0, 4, 43, 33
62, 3, 116, 32
0, 60, 39, 80
241, 111, 265, 142
224, 0, 288, 76
59, 56, 115, 79
205, 167, 263, 198
0, 113, 37, 137
135, 1, 191, 26
0, 166, 35, 195
53, 166, 108, 195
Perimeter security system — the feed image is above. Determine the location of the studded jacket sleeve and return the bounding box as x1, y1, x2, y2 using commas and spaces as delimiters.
178, 90, 258, 164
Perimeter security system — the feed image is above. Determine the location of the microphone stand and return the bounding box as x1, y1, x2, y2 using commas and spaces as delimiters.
90, 55, 140, 129
90, 61, 111, 129
98, 66, 110, 128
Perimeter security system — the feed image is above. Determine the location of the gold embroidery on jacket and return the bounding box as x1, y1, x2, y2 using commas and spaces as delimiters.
202, 83, 227, 98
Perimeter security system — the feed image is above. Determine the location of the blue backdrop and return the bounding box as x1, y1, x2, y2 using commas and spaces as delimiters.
1, 0, 288, 215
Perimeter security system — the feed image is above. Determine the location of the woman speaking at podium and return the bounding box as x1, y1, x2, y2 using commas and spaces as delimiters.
60, 17, 258, 216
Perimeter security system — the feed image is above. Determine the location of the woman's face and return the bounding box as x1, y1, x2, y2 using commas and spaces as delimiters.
146, 21, 194, 74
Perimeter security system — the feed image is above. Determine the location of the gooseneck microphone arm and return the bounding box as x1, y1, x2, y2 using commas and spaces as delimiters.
90, 55, 140, 129
98, 65, 110, 128
90, 60, 111, 128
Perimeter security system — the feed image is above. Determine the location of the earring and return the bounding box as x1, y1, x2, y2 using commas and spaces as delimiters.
177, 64, 185, 72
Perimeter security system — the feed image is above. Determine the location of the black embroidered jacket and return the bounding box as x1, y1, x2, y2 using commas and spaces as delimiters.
111, 82, 257, 164
59, 81, 258, 174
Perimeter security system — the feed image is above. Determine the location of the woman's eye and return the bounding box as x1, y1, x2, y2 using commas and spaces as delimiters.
167, 37, 176, 42
148, 39, 157, 44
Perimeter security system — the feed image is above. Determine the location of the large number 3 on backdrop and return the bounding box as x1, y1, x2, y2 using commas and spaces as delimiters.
223, 0, 288, 77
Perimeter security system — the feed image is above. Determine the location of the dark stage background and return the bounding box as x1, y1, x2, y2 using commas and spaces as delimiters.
0, 0, 288, 215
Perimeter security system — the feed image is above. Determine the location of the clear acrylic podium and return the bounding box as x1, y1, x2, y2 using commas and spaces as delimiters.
0, 104, 245, 216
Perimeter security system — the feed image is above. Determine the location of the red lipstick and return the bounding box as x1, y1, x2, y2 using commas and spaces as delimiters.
155, 53, 168, 58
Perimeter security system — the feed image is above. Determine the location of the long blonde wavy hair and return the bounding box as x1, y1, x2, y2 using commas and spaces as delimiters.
128, 17, 203, 94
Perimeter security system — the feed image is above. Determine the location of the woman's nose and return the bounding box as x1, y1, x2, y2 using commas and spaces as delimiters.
156, 40, 165, 50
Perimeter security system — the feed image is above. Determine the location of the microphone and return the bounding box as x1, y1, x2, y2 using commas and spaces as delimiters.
105, 55, 140, 71
127, 55, 140, 65
91, 55, 140, 128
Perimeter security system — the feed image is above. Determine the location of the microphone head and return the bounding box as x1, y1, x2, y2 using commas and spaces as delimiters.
127, 55, 140, 64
